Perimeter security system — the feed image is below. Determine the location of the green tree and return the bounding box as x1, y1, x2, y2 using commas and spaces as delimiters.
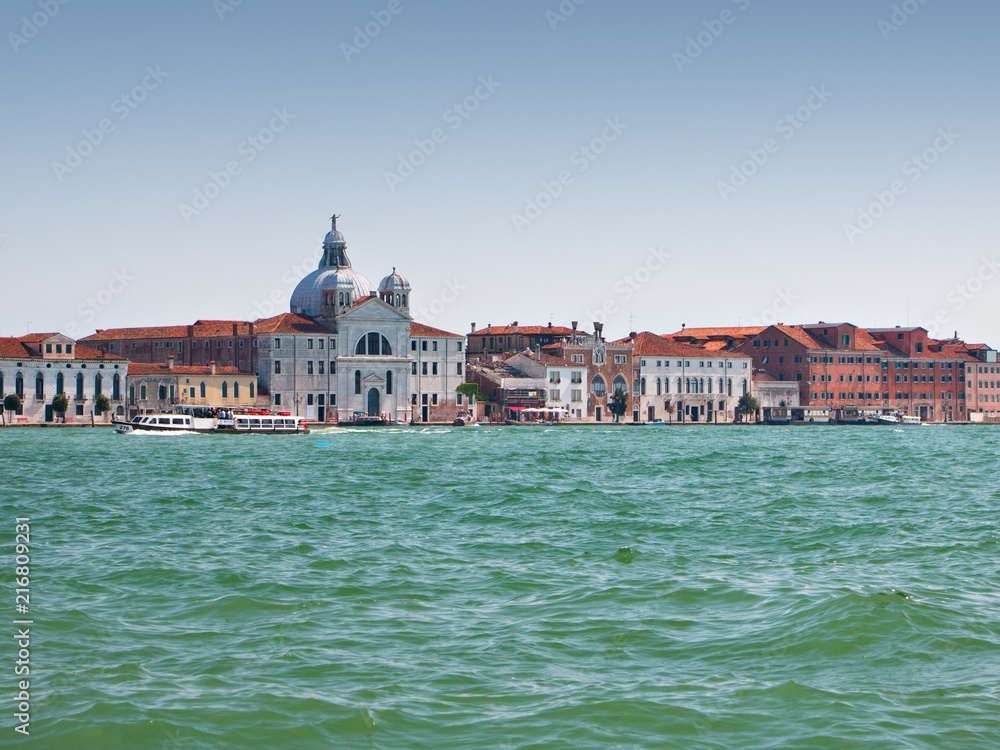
736, 394, 760, 423
94, 393, 111, 417
51, 393, 69, 423
3, 393, 22, 426
609, 386, 628, 423
664, 402, 675, 424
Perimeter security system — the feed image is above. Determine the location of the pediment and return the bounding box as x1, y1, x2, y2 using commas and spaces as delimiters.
340, 297, 411, 323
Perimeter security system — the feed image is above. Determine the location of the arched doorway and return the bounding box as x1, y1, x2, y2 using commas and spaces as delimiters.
367, 387, 380, 416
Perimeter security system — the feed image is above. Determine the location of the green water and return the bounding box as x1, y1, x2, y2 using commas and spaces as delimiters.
3, 425, 1000, 749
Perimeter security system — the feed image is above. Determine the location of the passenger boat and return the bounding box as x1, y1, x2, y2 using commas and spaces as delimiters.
838, 407, 882, 425
877, 411, 921, 426
113, 408, 309, 435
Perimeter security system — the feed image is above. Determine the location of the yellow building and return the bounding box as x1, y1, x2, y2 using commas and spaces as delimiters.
127, 357, 261, 415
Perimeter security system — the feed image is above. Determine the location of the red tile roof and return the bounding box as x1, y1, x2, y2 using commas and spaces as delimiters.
0, 338, 31, 358
669, 326, 766, 339
630, 332, 738, 358
472, 325, 576, 337
253, 313, 330, 335
128, 363, 241, 376
19, 333, 60, 343
410, 322, 463, 338
0, 338, 125, 361
80, 320, 254, 341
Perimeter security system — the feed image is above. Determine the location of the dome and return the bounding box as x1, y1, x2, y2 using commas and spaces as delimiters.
289, 215, 375, 316
290, 267, 375, 316
378, 267, 410, 292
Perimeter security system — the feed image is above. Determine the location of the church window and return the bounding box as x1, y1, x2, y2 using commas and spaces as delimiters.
386, 371, 393, 395
339, 293, 344, 306
401, 294, 406, 307
355, 333, 393, 356
355, 371, 362, 394
591, 375, 606, 397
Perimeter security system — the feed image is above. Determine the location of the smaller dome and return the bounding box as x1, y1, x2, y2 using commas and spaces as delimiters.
325, 229, 346, 245
378, 267, 410, 292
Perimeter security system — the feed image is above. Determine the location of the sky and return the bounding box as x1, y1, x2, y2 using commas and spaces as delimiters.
2, 0, 998, 345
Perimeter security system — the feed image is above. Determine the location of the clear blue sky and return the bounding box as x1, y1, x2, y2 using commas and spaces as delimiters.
2, 0, 998, 344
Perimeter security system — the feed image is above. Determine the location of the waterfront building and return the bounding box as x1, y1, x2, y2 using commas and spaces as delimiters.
410, 322, 466, 423
81, 320, 257, 372
673, 322, 997, 423
465, 357, 547, 421
499, 348, 587, 421
626, 332, 752, 423
126, 358, 260, 416
0, 333, 128, 424
467, 323, 576, 359
543, 323, 634, 422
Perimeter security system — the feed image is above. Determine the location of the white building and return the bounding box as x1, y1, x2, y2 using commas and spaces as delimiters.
629, 332, 752, 423
255, 216, 465, 423
0, 333, 128, 424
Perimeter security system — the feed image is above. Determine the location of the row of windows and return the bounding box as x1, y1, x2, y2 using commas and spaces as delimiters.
1, 372, 121, 400
272, 336, 465, 354
639, 359, 745, 369
43, 343, 73, 354
811, 392, 965, 401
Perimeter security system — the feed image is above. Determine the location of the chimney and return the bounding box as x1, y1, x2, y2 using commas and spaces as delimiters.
593, 322, 604, 341
629, 331, 637, 340
167, 355, 175, 369
535, 344, 541, 362
471, 322, 476, 334
571, 321, 578, 344
232, 323, 238, 336
210, 361, 216, 376
512, 321, 519, 333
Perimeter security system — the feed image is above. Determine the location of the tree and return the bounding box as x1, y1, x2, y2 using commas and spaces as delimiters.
94, 394, 111, 419
3, 393, 22, 426
736, 394, 760, 423
609, 386, 628, 423
664, 402, 675, 424
51, 393, 69, 423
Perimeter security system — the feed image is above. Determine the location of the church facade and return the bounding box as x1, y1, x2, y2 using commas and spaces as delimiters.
254, 216, 465, 423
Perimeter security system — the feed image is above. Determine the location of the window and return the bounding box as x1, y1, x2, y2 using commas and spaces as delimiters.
319, 361, 325, 375
412, 362, 417, 375
94, 374, 102, 396
35, 373, 44, 397
422, 341, 428, 351
571, 371, 582, 384
307, 361, 314, 375
275, 394, 282, 406
614, 355, 627, 364
356, 333, 393, 356
355, 371, 362, 394
411, 340, 417, 351
591, 375, 607, 397
200, 382, 206, 398
275, 338, 281, 349
386, 371, 393, 395
612, 375, 628, 394
432, 341, 438, 352
56, 372, 64, 395
140, 384, 146, 400
307, 339, 314, 350
432, 362, 438, 375
307, 394, 314, 406
274, 361, 281, 374
550, 372, 561, 384
221, 382, 228, 399
457, 362, 463, 375
159, 385, 167, 400
432, 394, 438, 405
422, 363, 428, 375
